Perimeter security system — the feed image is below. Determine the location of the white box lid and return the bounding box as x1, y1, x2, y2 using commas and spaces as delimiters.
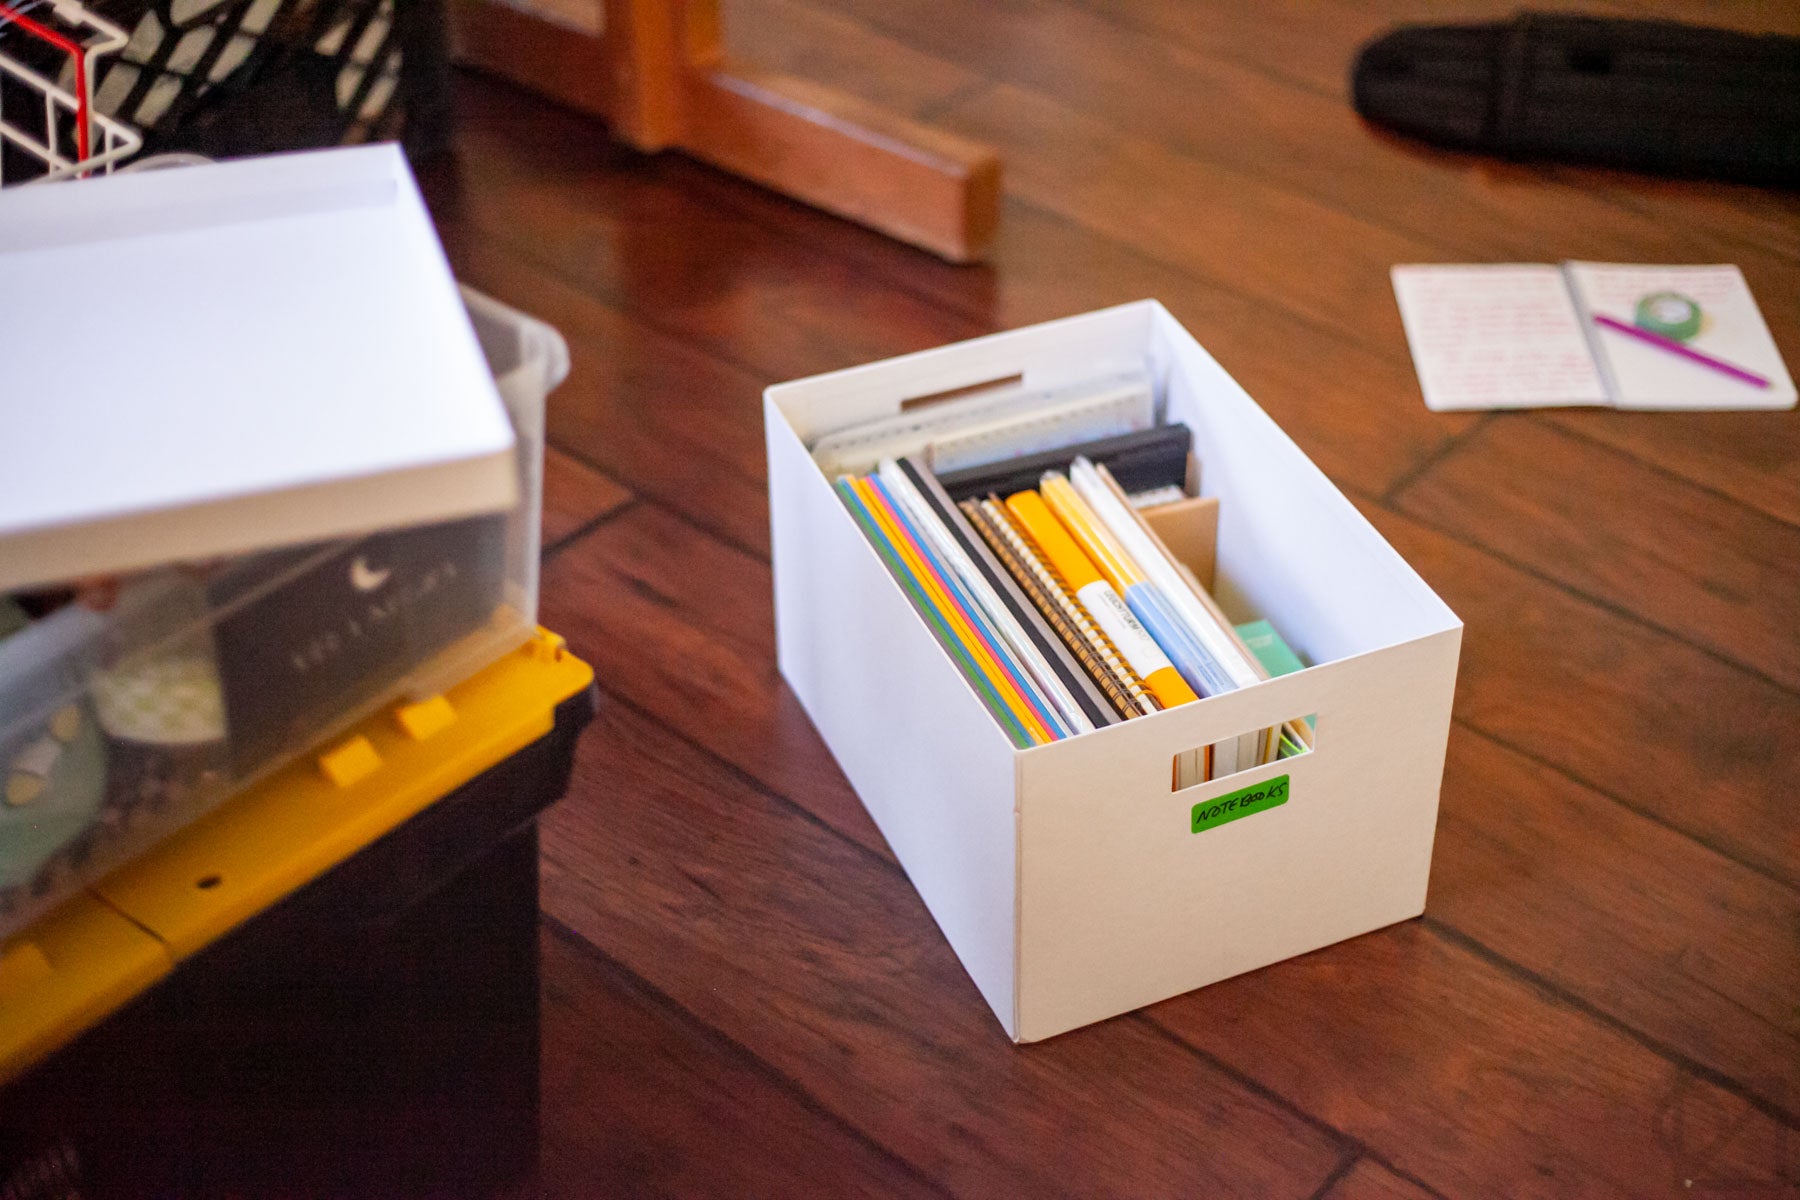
0, 145, 518, 592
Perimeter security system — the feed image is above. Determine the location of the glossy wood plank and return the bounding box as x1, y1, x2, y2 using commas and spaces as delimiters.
931, 81, 1435, 357
1619, 0, 1800, 34
539, 693, 1346, 1198
616, 163, 1471, 502
1320, 1160, 1443, 1200
431, 86, 985, 377
437, 74, 1470, 500
442, 230, 775, 558
539, 502, 883, 857
1063, 0, 1378, 98
448, 0, 614, 115
1392, 416, 1800, 691
536, 922, 945, 1198
723, 0, 981, 119
1359, 501, 1800, 888
1431, 727, 1800, 1119
541, 447, 633, 551
806, 0, 1787, 272
1543, 409, 1800, 530
1557, 168, 1800, 267
1148, 923, 1798, 1200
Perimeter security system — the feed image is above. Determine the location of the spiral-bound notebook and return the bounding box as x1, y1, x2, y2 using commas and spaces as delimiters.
1391, 262, 1796, 413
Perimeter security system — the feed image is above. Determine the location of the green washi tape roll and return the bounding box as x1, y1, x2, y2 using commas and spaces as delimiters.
1635, 291, 1703, 341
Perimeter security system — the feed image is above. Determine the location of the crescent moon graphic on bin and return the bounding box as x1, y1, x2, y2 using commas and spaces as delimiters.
350, 557, 392, 593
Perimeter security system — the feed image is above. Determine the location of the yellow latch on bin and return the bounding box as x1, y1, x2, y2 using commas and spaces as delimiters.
394, 695, 457, 742
318, 736, 382, 788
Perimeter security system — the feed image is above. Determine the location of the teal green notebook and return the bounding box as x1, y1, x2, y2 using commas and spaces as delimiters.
1235, 619, 1306, 678
1235, 620, 1314, 757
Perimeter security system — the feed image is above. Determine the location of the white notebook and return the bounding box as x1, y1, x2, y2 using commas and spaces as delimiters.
0, 145, 518, 593
1391, 262, 1796, 413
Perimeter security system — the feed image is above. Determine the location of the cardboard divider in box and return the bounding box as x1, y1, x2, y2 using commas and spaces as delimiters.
765, 301, 1462, 1042
0, 288, 569, 944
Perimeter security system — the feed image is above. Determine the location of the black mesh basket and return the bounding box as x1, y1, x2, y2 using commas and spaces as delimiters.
0, 0, 447, 182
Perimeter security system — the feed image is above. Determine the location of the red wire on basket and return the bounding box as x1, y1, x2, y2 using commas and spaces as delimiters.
0, 1, 93, 162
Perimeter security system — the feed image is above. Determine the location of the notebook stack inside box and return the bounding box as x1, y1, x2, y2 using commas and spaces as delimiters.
817, 371, 1304, 785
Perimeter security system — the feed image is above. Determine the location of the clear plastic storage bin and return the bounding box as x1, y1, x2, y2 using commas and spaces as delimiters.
0, 288, 568, 941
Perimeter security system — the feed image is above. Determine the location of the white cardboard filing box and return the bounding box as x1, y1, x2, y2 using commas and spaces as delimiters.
765, 301, 1463, 1042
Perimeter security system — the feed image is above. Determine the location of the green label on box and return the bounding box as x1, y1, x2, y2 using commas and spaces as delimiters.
1190, 775, 1289, 834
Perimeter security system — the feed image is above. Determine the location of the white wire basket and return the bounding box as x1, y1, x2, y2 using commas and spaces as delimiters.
0, 0, 141, 184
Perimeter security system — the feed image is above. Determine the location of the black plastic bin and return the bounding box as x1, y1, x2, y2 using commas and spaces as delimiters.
0, 684, 596, 1200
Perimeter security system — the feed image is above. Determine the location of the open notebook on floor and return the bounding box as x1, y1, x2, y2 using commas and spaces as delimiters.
1391, 262, 1796, 413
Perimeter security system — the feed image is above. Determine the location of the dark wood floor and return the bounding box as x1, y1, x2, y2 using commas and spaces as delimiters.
420, 1, 1800, 1195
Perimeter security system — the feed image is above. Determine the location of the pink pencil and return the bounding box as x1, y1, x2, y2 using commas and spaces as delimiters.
1592, 313, 1771, 389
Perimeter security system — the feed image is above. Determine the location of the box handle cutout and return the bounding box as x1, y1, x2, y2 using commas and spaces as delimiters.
899, 373, 1024, 412
1171, 714, 1315, 792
